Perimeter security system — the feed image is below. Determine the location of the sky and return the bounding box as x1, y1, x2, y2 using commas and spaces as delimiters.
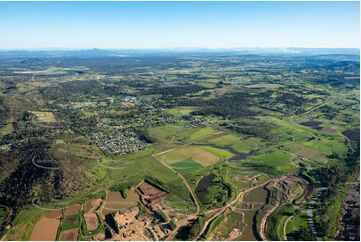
0, 1, 359, 49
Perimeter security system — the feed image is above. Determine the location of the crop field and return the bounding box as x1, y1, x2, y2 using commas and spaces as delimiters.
170, 159, 205, 175
159, 146, 221, 167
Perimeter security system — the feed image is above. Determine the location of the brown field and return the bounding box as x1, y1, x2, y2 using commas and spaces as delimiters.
60, 228, 79, 241
84, 212, 99, 231
101, 188, 140, 216
30, 210, 61, 241
84, 198, 102, 212
64, 204, 81, 216
160, 146, 220, 167
30, 111, 56, 123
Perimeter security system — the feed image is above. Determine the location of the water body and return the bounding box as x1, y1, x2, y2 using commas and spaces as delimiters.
195, 173, 216, 202
342, 129, 360, 141
238, 186, 269, 241
300, 120, 323, 130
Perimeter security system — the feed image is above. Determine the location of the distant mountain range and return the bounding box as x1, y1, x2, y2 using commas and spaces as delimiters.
0, 47, 359, 58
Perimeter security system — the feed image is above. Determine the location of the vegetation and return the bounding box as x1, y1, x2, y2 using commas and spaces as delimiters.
0, 50, 358, 241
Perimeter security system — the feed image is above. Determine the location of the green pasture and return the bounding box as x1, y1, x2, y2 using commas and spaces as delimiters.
244, 150, 296, 176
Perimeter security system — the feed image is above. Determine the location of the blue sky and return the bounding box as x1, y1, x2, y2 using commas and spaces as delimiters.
0, 1, 359, 49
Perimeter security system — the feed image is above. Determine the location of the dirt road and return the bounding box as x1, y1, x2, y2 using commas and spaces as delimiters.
283, 215, 294, 240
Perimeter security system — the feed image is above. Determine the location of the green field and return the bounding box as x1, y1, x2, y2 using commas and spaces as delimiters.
170, 159, 205, 175
245, 150, 296, 176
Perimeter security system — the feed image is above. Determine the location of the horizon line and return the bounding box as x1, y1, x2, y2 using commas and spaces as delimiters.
0, 47, 360, 51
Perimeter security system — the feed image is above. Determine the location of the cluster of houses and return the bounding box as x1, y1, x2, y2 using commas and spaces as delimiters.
183, 115, 212, 128
91, 130, 147, 156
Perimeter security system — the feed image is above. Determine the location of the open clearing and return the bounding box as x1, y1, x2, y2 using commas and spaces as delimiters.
286, 143, 327, 162
159, 146, 220, 167
29, 111, 56, 123
206, 133, 260, 153
246, 150, 295, 175
167, 106, 199, 117
102, 188, 140, 216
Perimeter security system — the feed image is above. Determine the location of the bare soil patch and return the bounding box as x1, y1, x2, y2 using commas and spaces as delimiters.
44, 209, 62, 219
137, 181, 167, 211
112, 207, 165, 241
228, 228, 242, 240
84, 212, 99, 231
60, 228, 79, 241
102, 188, 140, 215
322, 125, 339, 134
30, 210, 61, 241
84, 198, 101, 212
64, 204, 81, 216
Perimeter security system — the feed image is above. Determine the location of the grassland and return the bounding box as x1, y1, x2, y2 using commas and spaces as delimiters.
4, 207, 43, 241
206, 133, 261, 153
159, 146, 220, 167
244, 150, 296, 176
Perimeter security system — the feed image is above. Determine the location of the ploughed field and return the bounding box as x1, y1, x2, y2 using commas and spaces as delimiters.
0, 51, 359, 241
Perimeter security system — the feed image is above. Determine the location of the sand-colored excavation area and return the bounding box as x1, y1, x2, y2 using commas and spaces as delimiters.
84, 212, 99, 231
30, 209, 61, 241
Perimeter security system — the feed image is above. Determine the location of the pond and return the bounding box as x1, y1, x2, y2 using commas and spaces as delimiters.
195, 173, 216, 202
237, 186, 269, 241
300, 120, 322, 130
342, 129, 360, 141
